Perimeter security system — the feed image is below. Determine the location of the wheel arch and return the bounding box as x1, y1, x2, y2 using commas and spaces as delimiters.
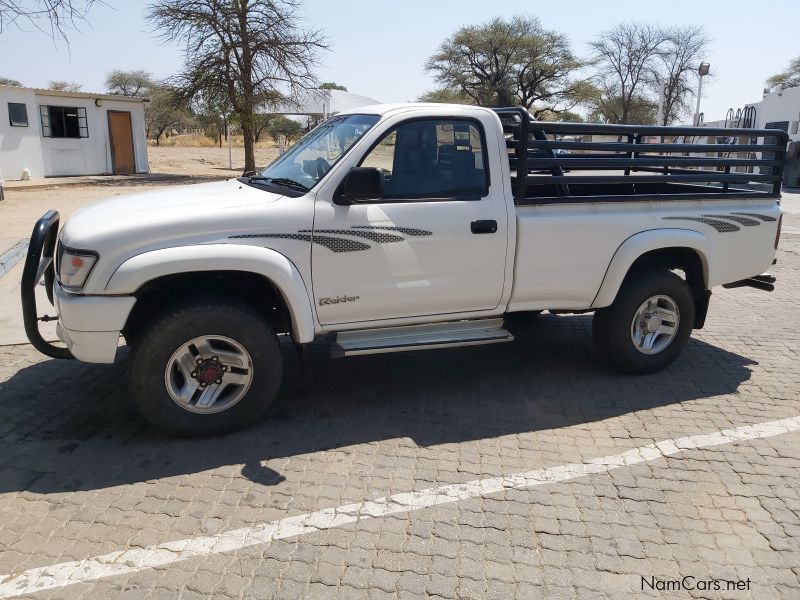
592, 229, 712, 324
107, 244, 316, 344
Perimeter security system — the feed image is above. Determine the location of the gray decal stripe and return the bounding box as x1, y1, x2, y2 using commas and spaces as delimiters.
228, 233, 370, 252
702, 214, 760, 226
299, 229, 404, 243
731, 212, 777, 222
230, 233, 313, 242
662, 216, 740, 233
311, 235, 371, 252
351, 225, 433, 236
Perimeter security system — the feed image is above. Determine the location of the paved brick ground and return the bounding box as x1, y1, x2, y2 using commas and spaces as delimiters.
0, 213, 799, 599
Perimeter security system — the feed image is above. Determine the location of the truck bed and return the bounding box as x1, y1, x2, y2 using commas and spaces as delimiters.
494, 108, 788, 205
495, 108, 785, 312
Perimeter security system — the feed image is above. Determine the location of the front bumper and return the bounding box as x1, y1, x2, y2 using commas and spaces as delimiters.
53, 284, 136, 363
21, 210, 135, 363
55, 324, 126, 364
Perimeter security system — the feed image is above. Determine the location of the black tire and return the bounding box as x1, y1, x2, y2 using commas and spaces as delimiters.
129, 298, 282, 436
593, 270, 694, 374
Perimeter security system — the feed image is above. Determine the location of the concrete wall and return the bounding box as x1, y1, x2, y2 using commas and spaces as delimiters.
753, 86, 800, 143
703, 87, 800, 143
0, 86, 149, 180
702, 87, 800, 186
0, 86, 45, 180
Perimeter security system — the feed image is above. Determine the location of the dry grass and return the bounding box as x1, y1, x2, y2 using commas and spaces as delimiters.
148, 134, 280, 149
150, 134, 219, 148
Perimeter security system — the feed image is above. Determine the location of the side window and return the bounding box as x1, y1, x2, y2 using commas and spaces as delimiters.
359, 119, 487, 200
361, 130, 396, 172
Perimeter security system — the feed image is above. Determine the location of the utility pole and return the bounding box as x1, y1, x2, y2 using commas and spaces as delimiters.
694, 62, 711, 126
656, 79, 665, 125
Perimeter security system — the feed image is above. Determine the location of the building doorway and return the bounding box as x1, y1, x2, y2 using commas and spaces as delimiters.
107, 110, 135, 174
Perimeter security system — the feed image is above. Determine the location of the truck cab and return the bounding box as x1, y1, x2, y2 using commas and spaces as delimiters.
22, 103, 786, 435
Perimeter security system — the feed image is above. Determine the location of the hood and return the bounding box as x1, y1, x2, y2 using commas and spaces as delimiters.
60, 179, 285, 253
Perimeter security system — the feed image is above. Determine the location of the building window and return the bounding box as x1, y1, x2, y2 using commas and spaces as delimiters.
39, 105, 88, 138
8, 103, 28, 127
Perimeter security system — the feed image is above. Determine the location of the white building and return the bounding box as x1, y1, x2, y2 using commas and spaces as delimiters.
753, 86, 800, 142
699, 86, 800, 188
0, 85, 149, 181
702, 85, 800, 141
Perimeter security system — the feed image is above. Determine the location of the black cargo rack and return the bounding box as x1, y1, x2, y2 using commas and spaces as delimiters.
493, 107, 788, 205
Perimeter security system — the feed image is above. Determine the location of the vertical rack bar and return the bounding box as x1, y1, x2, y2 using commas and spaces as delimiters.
624, 134, 635, 176
516, 108, 529, 203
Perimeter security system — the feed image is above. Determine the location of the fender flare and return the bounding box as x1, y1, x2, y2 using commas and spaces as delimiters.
591, 228, 712, 309
105, 244, 316, 343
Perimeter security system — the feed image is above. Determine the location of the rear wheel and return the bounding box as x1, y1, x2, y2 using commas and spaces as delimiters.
129, 298, 282, 436
593, 271, 694, 374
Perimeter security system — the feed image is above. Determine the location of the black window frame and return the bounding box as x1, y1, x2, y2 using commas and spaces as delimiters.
8, 102, 29, 127
356, 116, 490, 202
40, 105, 89, 139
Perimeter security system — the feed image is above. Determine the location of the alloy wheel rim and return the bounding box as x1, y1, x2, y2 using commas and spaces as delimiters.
164, 335, 253, 414
630, 295, 680, 355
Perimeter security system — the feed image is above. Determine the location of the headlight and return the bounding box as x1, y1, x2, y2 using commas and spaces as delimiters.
58, 247, 98, 291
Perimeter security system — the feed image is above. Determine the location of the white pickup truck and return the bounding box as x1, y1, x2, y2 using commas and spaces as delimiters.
22, 104, 786, 435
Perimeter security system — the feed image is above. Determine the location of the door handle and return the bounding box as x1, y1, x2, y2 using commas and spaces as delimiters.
471, 219, 497, 234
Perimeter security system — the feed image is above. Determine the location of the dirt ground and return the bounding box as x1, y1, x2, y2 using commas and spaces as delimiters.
1, 182, 187, 244
148, 142, 281, 177
1, 142, 284, 244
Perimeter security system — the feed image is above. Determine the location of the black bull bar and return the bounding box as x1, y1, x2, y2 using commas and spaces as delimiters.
20, 210, 74, 359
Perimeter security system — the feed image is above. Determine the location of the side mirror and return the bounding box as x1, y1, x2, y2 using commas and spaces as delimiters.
335, 167, 383, 205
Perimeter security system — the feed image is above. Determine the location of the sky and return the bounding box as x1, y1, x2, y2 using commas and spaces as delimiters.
1, 0, 798, 122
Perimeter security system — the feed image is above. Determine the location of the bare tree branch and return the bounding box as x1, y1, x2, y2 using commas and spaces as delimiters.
589, 22, 666, 124
0, 0, 99, 43
655, 25, 710, 125
147, 0, 328, 173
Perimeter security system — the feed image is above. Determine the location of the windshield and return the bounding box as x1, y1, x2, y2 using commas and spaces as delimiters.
258, 114, 380, 191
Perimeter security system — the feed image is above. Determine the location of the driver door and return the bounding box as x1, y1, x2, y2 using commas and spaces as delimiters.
312, 117, 508, 325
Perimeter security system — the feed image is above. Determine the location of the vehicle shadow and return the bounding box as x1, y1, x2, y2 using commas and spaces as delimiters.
0, 313, 755, 494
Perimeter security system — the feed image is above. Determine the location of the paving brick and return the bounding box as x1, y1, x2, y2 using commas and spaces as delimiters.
1, 207, 800, 598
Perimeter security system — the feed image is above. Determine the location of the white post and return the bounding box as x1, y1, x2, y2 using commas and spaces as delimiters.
656, 80, 665, 125
322, 88, 330, 120
227, 122, 232, 170
694, 75, 705, 126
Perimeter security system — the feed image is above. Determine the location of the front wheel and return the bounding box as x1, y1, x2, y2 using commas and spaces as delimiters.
129, 299, 282, 436
593, 271, 695, 374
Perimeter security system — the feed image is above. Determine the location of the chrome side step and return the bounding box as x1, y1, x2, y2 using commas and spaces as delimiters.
332, 318, 514, 357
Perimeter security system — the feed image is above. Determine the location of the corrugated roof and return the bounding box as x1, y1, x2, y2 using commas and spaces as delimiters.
0, 84, 148, 102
